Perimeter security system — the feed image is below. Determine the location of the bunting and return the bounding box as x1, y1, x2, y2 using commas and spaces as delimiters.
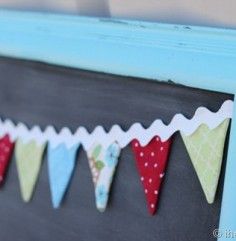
0, 99, 233, 214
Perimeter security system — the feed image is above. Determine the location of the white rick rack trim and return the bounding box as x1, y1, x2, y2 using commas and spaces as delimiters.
0, 120, 47, 145
76, 99, 233, 150
0, 100, 233, 150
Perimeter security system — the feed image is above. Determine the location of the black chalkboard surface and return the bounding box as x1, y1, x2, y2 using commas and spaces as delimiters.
0, 57, 233, 241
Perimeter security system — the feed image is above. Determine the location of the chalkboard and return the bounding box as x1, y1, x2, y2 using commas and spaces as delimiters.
0, 57, 233, 241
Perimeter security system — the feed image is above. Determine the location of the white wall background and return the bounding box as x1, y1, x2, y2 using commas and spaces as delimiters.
0, 0, 235, 28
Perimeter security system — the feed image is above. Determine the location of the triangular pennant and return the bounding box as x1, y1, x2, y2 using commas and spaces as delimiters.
48, 143, 79, 208
87, 141, 121, 212
15, 140, 45, 202
0, 134, 14, 185
131, 136, 172, 215
181, 119, 230, 203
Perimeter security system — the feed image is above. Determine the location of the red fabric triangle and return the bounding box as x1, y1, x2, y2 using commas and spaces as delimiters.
131, 136, 172, 215
0, 135, 14, 185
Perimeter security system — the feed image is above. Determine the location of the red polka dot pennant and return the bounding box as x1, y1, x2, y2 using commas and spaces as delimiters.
0, 135, 14, 185
131, 136, 172, 215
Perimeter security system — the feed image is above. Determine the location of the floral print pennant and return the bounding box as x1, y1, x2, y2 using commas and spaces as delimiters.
87, 142, 121, 212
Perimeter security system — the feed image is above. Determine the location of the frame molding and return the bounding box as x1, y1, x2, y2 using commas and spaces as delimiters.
0, 10, 236, 241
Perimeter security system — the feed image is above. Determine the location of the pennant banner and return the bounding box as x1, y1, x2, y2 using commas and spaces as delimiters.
0, 99, 233, 214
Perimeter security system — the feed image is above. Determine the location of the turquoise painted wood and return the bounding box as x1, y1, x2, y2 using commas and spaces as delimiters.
0, 9, 236, 241
0, 10, 236, 94
219, 108, 236, 241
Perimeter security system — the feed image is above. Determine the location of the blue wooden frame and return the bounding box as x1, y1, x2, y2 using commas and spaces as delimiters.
0, 10, 236, 241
